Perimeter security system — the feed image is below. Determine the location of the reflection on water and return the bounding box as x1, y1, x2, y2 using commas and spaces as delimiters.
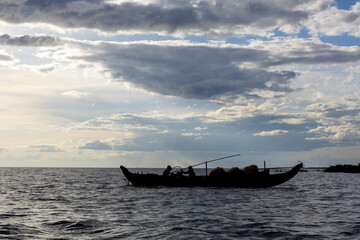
0, 168, 359, 239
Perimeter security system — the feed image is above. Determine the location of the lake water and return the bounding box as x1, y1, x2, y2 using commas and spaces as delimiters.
0, 167, 360, 239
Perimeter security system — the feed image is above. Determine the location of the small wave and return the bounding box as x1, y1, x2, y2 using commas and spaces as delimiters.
341, 223, 360, 237
65, 220, 94, 230
0, 213, 29, 219
45, 220, 76, 227
32, 184, 56, 189
0, 223, 43, 238
45, 219, 108, 235
29, 195, 70, 203
1, 168, 360, 239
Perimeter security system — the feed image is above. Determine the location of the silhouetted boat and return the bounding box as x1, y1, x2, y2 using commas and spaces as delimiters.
120, 163, 303, 188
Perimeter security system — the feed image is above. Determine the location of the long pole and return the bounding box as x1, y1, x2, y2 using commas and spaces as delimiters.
191, 153, 241, 168
206, 161, 208, 176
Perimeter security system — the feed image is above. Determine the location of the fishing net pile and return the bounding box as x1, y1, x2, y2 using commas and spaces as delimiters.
227, 167, 243, 176
208, 167, 226, 176
209, 165, 259, 176
242, 165, 259, 173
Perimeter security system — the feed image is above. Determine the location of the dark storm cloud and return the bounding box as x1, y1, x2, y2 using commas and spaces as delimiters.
77, 42, 296, 100
73, 39, 360, 100
0, 34, 60, 47
0, 0, 309, 36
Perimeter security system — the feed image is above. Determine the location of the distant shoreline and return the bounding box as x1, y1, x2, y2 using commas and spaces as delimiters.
324, 164, 360, 173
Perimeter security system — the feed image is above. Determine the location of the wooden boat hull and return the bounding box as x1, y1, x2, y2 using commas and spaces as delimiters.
120, 163, 303, 188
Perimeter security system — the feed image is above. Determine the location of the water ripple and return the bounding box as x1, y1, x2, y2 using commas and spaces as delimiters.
1, 168, 360, 239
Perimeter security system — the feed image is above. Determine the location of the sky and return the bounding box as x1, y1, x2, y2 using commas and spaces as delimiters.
0, 0, 360, 168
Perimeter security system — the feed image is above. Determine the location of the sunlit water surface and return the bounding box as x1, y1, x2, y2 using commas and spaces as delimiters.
0, 168, 360, 239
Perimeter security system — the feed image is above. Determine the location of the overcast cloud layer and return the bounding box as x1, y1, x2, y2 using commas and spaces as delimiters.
0, 0, 359, 167
1, 0, 360, 37
0, 0, 310, 36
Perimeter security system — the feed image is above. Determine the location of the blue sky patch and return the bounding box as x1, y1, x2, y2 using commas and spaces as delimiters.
321, 34, 360, 46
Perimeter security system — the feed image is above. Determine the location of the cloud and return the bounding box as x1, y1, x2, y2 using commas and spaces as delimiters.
206, 99, 279, 122
1, 0, 359, 39
70, 113, 164, 132
269, 118, 307, 125
2, 34, 359, 103
62, 90, 89, 99
0, 53, 13, 61
254, 129, 288, 136
29, 145, 61, 152
305, 101, 360, 144
306, 2, 360, 37
0, 1, 359, 168
254, 39, 360, 67
0, 50, 15, 63
67, 109, 318, 153
75, 42, 297, 100
79, 140, 113, 150
305, 102, 360, 119
0, 34, 61, 47
69, 112, 220, 152
307, 123, 360, 144
67, 38, 360, 102
0, 0, 309, 37
39, 66, 55, 73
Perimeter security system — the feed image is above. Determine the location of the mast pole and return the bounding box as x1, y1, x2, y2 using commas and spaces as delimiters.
191, 153, 241, 168
206, 161, 208, 176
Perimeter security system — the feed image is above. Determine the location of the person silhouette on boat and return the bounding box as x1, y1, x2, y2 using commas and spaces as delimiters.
162, 165, 172, 176
182, 166, 196, 177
